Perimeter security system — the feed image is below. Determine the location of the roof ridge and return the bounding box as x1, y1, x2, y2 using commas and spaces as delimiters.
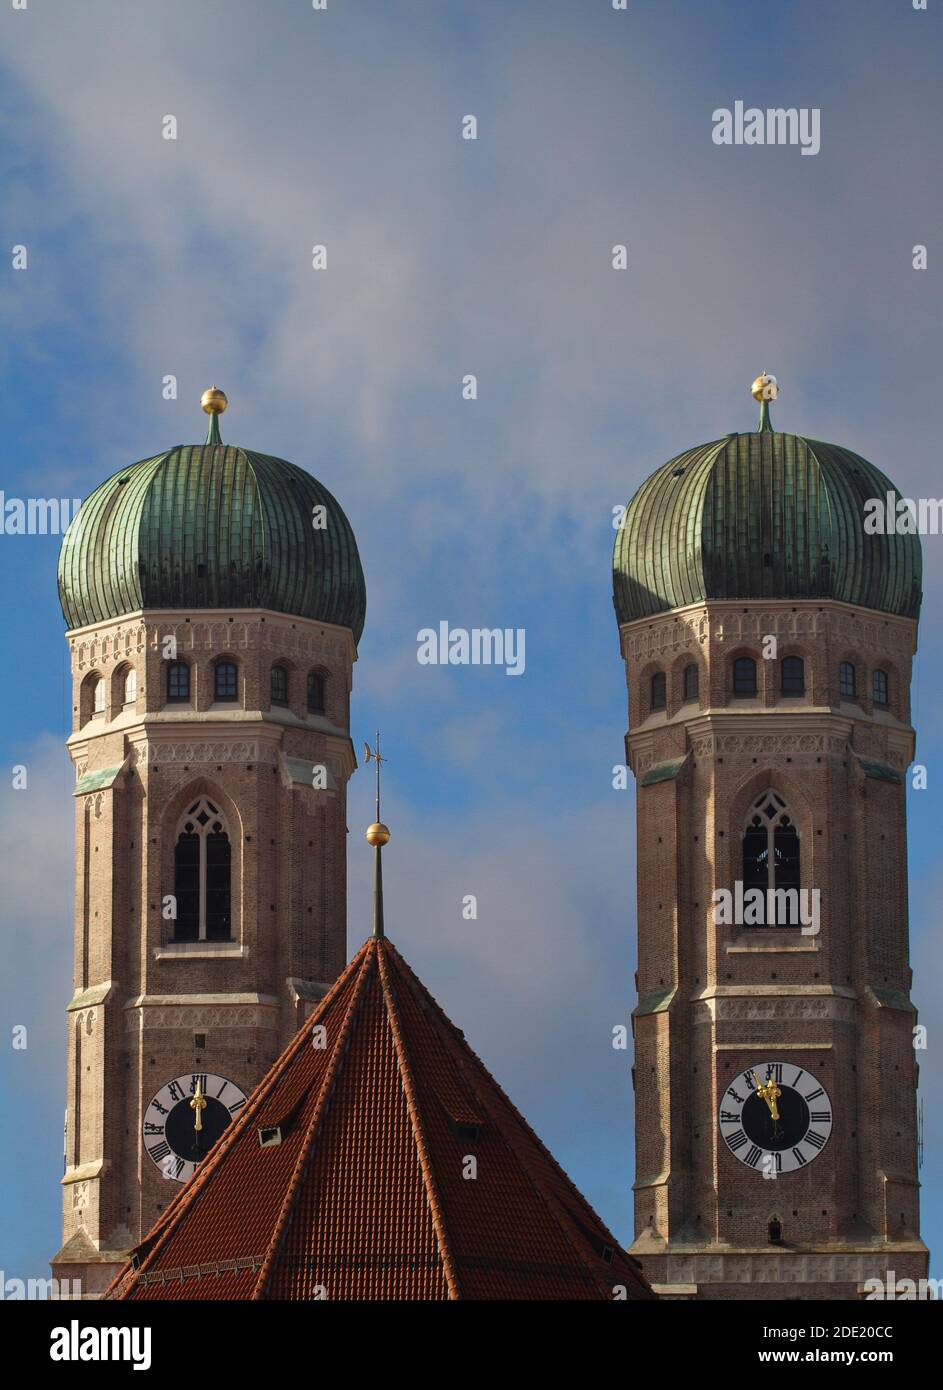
386, 940, 650, 1298
376, 941, 463, 1299
252, 941, 377, 1298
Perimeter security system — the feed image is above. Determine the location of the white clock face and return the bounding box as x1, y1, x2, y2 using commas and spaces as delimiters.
719, 1062, 832, 1175
143, 1072, 249, 1183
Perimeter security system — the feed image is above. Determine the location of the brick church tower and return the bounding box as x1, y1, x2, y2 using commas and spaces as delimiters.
612, 376, 929, 1299
51, 388, 366, 1295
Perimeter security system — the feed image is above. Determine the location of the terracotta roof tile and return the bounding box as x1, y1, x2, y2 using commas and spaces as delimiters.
106, 937, 654, 1302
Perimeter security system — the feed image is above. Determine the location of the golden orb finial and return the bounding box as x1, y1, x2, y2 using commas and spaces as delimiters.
201, 386, 228, 415
751, 371, 778, 403
365, 822, 391, 847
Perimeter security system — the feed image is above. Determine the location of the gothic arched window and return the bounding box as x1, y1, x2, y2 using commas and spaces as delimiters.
174, 798, 231, 942
872, 669, 889, 708
682, 663, 699, 703
167, 661, 190, 702
307, 670, 325, 715
123, 668, 137, 705
271, 665, 289, 706
781, 656, 805, 695
93, 677, 105, 715
742, 792, 801, 917
733, 657, 757, 697
839, 661, 856, 699
214, 661, 238, 702
650, 671, 667, 712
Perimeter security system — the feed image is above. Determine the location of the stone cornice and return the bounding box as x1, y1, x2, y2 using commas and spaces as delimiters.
67, 607, 358, 672
619, 597, 918, 663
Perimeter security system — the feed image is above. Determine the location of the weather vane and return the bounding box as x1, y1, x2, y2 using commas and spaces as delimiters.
363, 730, 387, 824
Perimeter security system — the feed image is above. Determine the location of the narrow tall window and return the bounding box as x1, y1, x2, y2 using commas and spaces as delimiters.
873, 669, 889, 708
93, 678, 105, 715
839, 661, 856, 699
123, 668, 137, 705
271, 665, 289, 706
174, 798, 231, 942
167, 662, 190, 702
650, 671, 666, 712
307, 671, 325, 715
214, 661, 238, 702
682, 663, 699, 703
741, 791, 801, 926
733, 657, 757, 697
781, 656, 805, 695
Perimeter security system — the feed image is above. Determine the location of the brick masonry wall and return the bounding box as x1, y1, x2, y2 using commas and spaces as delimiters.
622, 599, 929, 1299
54, 608, 357, 1289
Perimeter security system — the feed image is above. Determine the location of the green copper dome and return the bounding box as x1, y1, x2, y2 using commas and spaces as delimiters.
58, 404, 366, 639
613, 403, 921, 625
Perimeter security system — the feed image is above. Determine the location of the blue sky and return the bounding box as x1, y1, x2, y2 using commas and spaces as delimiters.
1, 0, 941, 1281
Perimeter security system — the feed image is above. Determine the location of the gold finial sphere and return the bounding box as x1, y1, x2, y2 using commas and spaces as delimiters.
201, 386, 228, 415
365, 822, 391, 847
751, 372, 778, 403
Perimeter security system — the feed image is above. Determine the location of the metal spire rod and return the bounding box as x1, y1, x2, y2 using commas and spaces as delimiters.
364, 733, 391, 940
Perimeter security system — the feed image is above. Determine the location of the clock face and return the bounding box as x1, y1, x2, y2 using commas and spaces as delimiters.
143, 1073, 249, 1183
719, 1062, 832, 1175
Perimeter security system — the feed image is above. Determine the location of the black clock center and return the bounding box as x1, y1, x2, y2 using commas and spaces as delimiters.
164, 1095, 232, 1162
741, 1087, 810, 1152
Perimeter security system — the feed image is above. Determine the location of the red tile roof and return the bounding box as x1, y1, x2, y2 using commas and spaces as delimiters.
106, 937, 654, 1301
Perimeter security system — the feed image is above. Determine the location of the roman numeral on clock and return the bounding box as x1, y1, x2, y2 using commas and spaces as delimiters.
792, 1146, 807, 1166
720, 1110, 740, 1123
727, 1129, 748, 1152
804, 1087, 824, 1101
228, 1098, 246, 1114
726, 1087, 745, 1104
810, 1111, 831, 1124
148, 1141, 170, 1163
744, 1145, 763, 1167
805, 1130, 826, 1150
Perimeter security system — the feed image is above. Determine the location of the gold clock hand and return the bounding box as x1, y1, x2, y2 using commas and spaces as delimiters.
190, 1076, 207, 1134
753, 1071, 782, 1121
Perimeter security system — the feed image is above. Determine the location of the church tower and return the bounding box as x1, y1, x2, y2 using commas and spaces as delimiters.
51, 389, 366, 1295
613, 376, 928, 1299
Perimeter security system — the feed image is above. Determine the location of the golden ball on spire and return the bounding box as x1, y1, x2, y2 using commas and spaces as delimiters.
751, 372, 778, 403
201, 386, 228, 415
365, 822, 391, 847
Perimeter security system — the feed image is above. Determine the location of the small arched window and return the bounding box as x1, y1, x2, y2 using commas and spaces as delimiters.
123, 668, 137, 705
733, 657, 757, 697
650, 671, 667, 712
93, 678, 105, 715
214, 661, 238, 702
307, 671, 325, 715
839, 661, 856, 699
742, 791, 801, 922
872, 669, 889, 708
271, 665, 289, 706
174, 797, 231, 942
682, 663, 699, 703
781, 656, 805, 695
167, 662, 190, 703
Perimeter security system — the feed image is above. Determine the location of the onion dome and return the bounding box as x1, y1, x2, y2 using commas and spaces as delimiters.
613, 376, 921, 625
58, 389, 366, 640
